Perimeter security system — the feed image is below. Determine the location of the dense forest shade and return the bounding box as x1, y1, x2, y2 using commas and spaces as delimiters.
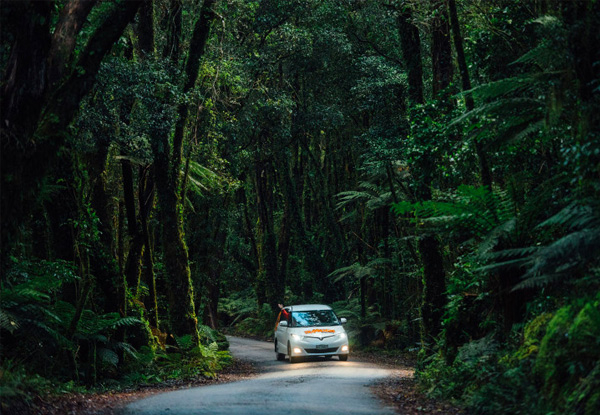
1, 1, 599, 414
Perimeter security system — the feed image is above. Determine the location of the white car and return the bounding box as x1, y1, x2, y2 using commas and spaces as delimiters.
274, 304, 349, 363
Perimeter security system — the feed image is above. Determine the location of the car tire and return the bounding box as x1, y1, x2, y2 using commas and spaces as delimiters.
339, 354, 348, 361
288, 343, 299, 364
275, 341, 285, 361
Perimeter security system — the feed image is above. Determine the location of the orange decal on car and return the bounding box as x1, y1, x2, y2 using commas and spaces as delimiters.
304, 329, 335, 334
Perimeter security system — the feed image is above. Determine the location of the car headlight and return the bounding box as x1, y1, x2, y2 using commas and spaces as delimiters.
337, 333, 347, 340
291, 334, 303, 341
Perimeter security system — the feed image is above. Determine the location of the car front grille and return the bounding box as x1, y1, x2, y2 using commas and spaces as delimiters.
304, 347, 339, 354
304, 335, 336, 341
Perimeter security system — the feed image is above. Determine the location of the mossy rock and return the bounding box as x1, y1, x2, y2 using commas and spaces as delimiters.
506, 312, 553, 364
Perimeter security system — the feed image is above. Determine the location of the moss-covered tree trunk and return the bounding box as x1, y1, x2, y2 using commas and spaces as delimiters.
151, 0, 215, 340
1, 0, 143, 273
122, 159, 145, 294
397, 1, 448, 355
254, 158, 281, 310
447, 0, 492, 189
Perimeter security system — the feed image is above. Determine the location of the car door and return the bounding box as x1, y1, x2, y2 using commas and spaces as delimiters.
275, 309, 290, 352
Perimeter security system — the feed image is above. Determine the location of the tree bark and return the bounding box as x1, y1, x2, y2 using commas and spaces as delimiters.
152, 0, 215, 341
447, 0, 493, 189
254, 158, 281, 310
122, 160, 145, 294
169, 0, 215, 192
163, 0, 183, 62
140, 166, 159, 327
431, 0, 453, 97
137, 0, 155, 56
397, 8, 424, 105
397, 1, 448, 354
48, 0, 98, 89
1, 0, 144, 266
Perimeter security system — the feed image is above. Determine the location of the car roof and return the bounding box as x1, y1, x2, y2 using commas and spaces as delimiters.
287, 304, 332, 312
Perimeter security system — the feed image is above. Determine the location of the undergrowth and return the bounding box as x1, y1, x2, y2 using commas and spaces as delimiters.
418, 290, 600, 415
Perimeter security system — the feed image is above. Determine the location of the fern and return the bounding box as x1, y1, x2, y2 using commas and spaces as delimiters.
478, 200, 600, 291
174, 334, 195, 351
97, 348, 119, 367
336, 181, 392, 213
328, 258, 391, 283
392, 185, 514, 241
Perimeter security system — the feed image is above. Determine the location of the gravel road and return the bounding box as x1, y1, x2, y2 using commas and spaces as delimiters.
121, 336, 397, 415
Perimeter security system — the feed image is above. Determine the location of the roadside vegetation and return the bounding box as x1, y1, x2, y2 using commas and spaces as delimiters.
1, 1, 599, 414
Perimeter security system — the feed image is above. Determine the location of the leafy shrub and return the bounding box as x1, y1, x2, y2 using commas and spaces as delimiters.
0, 259, 141, 385
235, 303, 276, 338
420, 293, 600, 415
0, 361, 52, 407
534, 295, 600, 414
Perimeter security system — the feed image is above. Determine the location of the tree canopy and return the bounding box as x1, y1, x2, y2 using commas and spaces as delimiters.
1, 1, 599, 414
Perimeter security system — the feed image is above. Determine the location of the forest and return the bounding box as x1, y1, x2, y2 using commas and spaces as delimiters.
1, 0, 599, 414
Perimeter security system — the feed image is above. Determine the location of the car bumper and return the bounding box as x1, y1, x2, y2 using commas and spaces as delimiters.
289, 338, 349, 357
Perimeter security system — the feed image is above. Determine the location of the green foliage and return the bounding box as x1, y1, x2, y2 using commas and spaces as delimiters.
420, 291, 600, 415
534, 295, 600, 413
328, 259, 391, 284
218, 289, 259, 327
235, 303, 277, 338
392, 185, 514, 242
123, 338, 233, 385
0, 360, 53, 406
0, 259, 141, 385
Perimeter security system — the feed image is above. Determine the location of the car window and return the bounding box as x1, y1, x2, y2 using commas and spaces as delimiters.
291, 310, 340, 327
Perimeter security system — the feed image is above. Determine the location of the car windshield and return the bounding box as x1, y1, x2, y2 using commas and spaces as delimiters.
291, 310, 340, 327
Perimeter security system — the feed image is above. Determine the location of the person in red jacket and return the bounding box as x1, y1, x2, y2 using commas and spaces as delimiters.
276, 303, 290, 329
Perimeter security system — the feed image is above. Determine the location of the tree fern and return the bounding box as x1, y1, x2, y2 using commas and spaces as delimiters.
478, 200, 600, 291
328, 258, 392, 283
513, 202, 600, 290
392, 185, 515, 241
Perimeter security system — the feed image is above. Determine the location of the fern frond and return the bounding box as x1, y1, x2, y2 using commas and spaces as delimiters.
481, 246, 540, 261
184, 160, 223, 196
113, 341, 138, 359
537, 203, 599, 230
111, 316, 142, 329
512, 273, 563, 291
452, 98, 541, 125
522, 229, 600, 278
0, 308, 20, 333
478, 218, 517, 255
336, 191, 375, 209
466, 77, 534, 102
97, 347, 119, 367
476, 257, 532, 274
175, 334, 194, 351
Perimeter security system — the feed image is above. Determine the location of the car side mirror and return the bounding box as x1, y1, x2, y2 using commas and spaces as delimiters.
340, 318, 347, 324
279, 320, 288, 327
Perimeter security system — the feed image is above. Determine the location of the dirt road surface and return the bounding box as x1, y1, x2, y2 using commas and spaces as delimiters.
120, 336, 398, 415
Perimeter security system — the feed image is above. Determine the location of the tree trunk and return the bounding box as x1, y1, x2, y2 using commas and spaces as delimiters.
48, 0, 98, 89
447, 0, 493, 189
139, 166, 159, 327
122, 160, 145, 294
254, 158, 281, 309
152, 0, 215, 341
154, 146, 199, 339
1, 0, 144, 266
137, 0, 154, 56
431, 0, 453, 97
397, 1, 448, 354
397, 9, 424, 105
163, 0, 183, 62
